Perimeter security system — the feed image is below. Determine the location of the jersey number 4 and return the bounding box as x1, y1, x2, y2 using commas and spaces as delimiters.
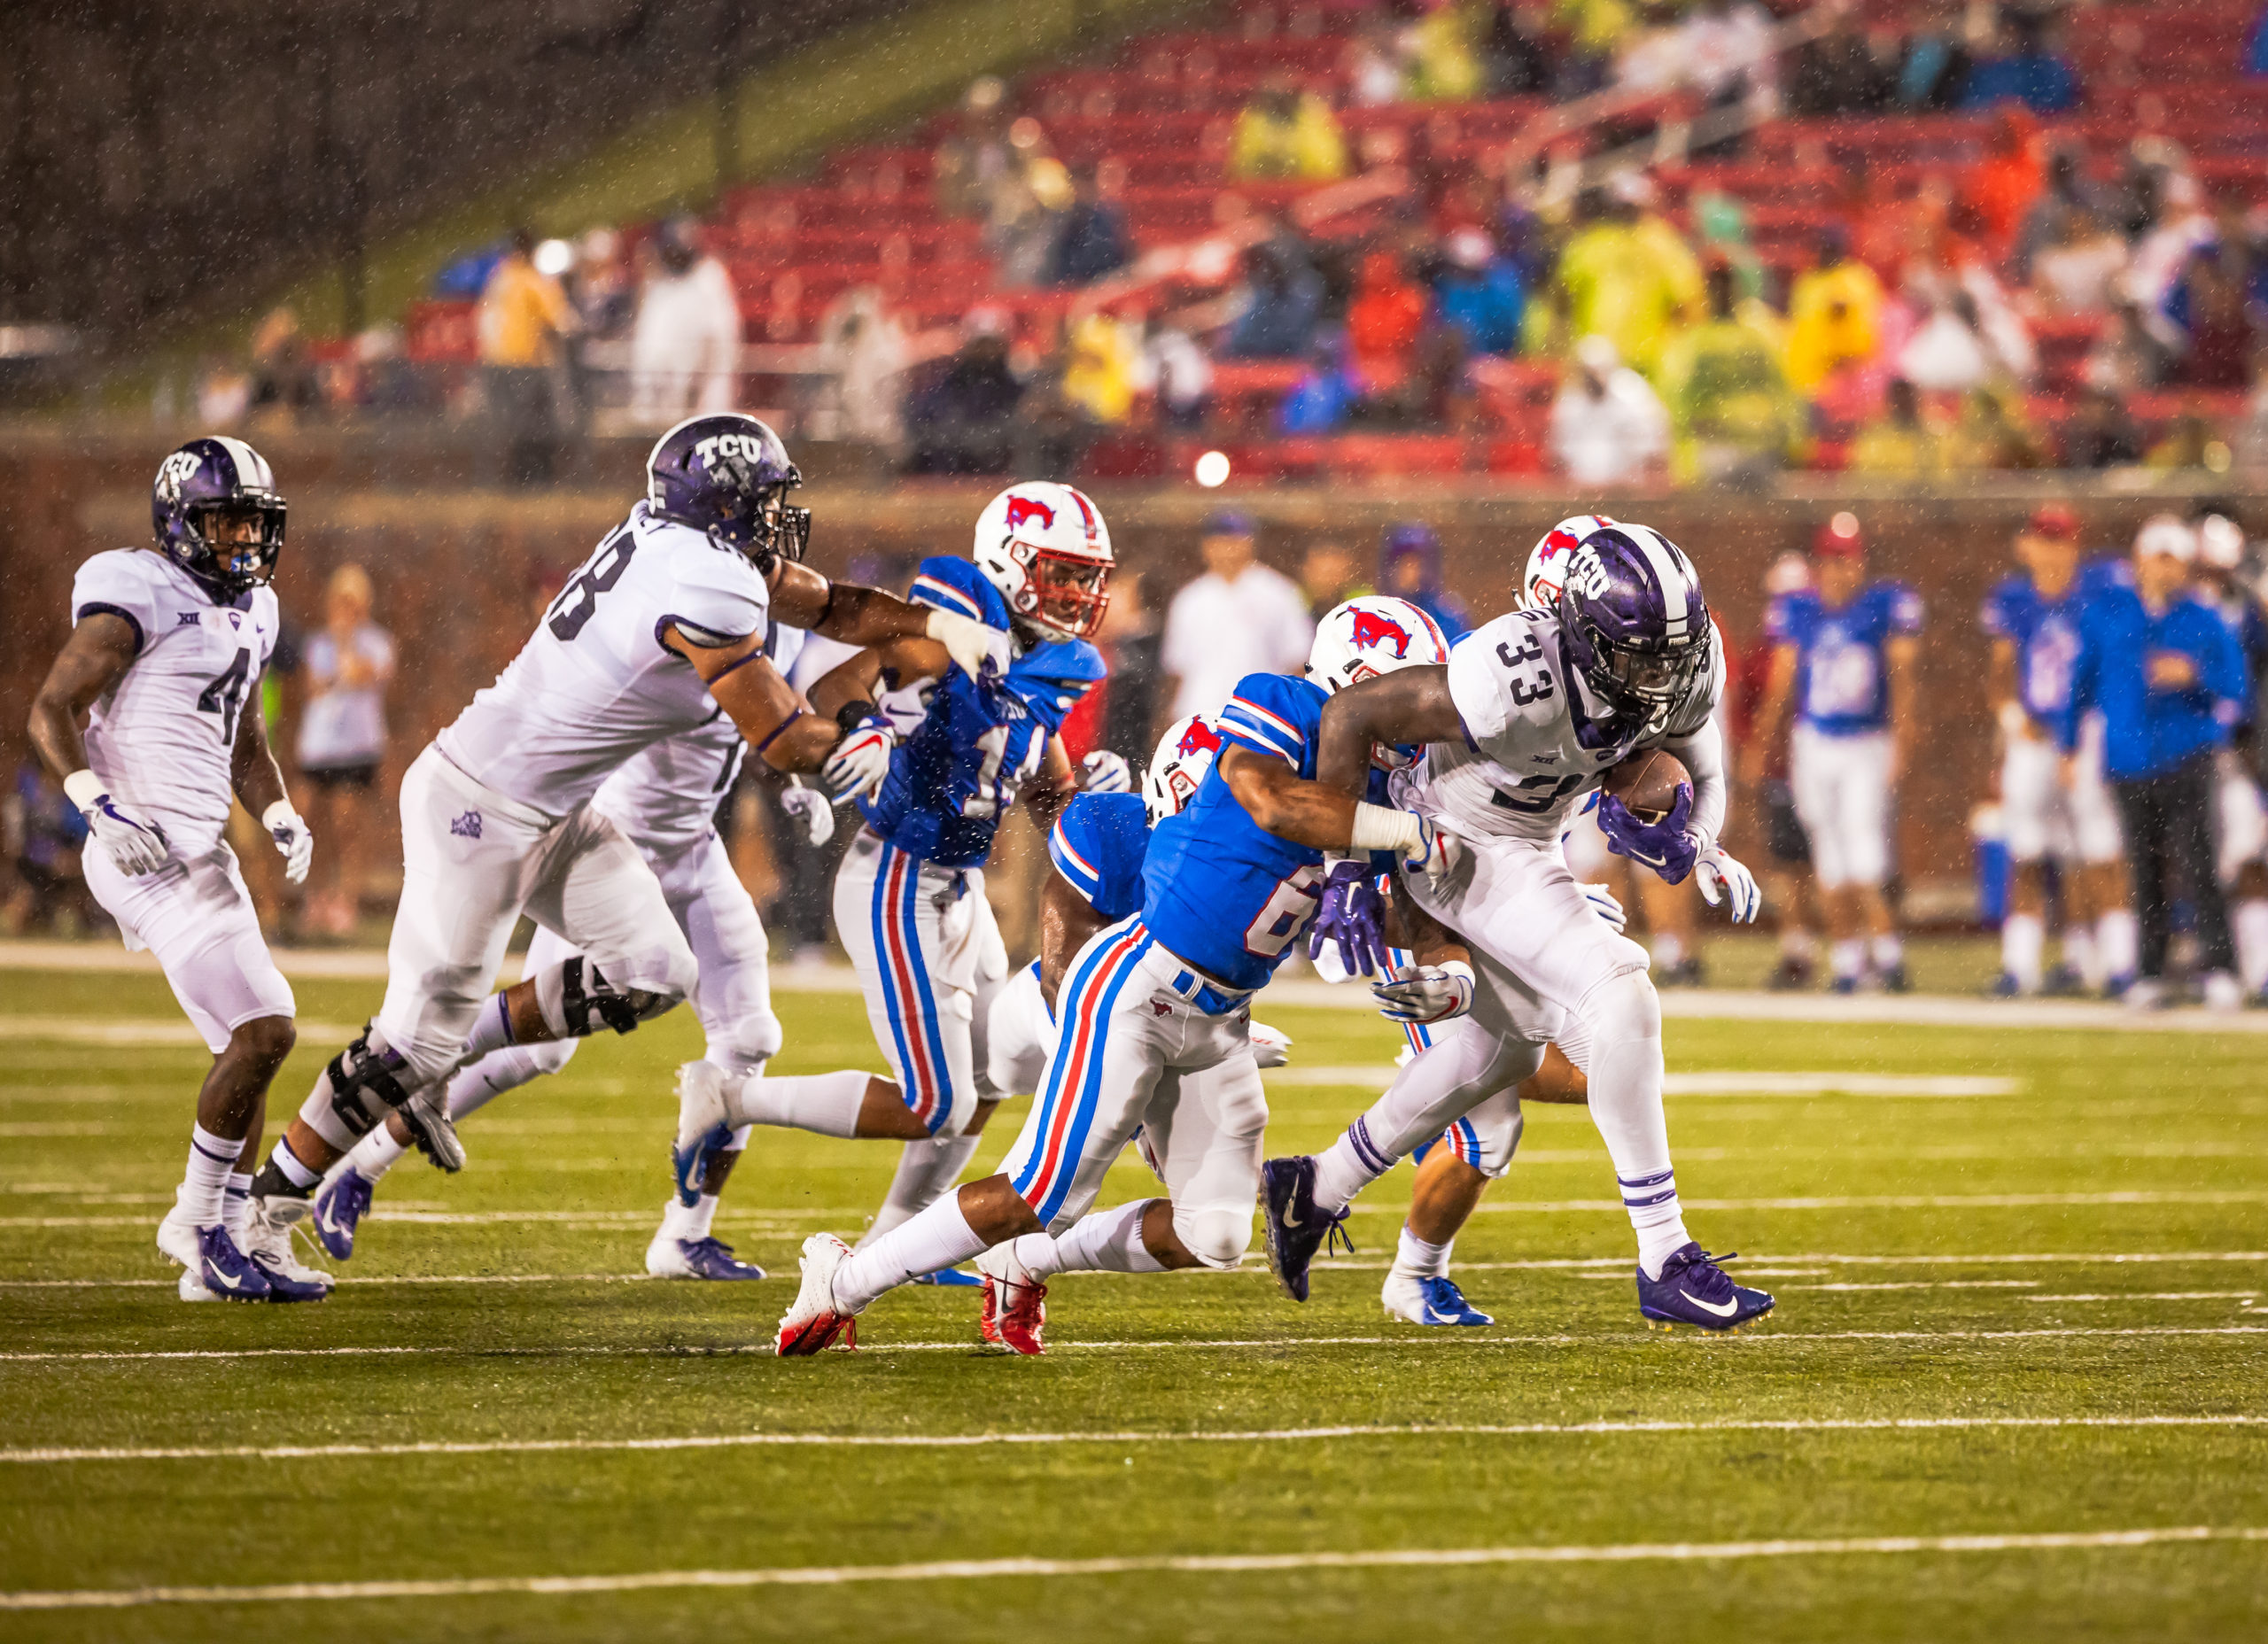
548, 529, 637, 642
198, 648, 253, 743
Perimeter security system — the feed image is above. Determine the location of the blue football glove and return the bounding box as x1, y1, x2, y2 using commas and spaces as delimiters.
1306, 860, 1392, 979
1596, 782, 1697, 884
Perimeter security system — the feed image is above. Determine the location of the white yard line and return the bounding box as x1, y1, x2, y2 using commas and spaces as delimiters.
8, 1324, 2268, 1364
7, 1412, 2265, 1466
2024, 1292, 2259, 1303
1263, 1068, 2023, 1095
0, 1019, 358, 1047
4, 1526, 2260, 1609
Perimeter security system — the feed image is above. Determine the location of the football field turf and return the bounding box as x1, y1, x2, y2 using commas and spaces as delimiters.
3, 963, 2266, 1640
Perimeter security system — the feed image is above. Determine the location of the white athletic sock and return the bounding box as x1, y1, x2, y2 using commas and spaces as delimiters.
347, 1123, 410, 1184
1868, 934, 1905, 973
659, 1194, 722, 1242
223, 1172, 254, 1242
2098, 909, 2139, 983
2235, 899, 2268, 994
2001, 913, 2045, 991
457, 993, 518, 1063
832, 1193, 990, 1314
1026, 1199, 1163, 1278
858, 1133, 983, 1249
2062, 923, 2100, 989
1651, 932, 1686, 971
445, 1041, 567, 1122
266, 1136, 321, 1191
1621, 1168, 1690, 1277
1394, 1227, 1453, 1278
1582, 975, 1689, 1279
180, 1125, 245, 1228
1310, 1019, 1529, 1214
728, 1069, 869, 1139
1829, 939, 1866, 982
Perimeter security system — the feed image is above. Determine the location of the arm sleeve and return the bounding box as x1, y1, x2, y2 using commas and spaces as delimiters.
663, 549, 768, 650
1665, 715, 1728, 849
1215, 672, 1312, 764
69, 554, 159, 658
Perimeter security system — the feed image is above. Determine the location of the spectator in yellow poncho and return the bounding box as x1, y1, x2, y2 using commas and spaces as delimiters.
1783, 226, 1885, 396
1230, 74, 1348, 182
1551, 172, 1705, 381
1060, 313, 1139, 425
1658, 259, 1806, 482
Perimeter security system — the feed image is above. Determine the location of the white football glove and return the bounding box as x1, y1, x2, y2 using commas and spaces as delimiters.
1695, 842, 1761, 924
1402, 814, 1463, 887
1249, 1020, 1293, 1068
779, 780, 835, 848
1077, 749, 1132, 794
925, 607, 1012, 682
63, 769, 168, 876
1371, 959, 1476, 1026
1579, 880, 1627, 933
821, 716, 897, 804
261, 799, 314, 887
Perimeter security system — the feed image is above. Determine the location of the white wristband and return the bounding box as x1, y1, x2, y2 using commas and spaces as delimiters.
1349, 802, 1423, 857
63, 770, 105, 810
261, 799, 297, 831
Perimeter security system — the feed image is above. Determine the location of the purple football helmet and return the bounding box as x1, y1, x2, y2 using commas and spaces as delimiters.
151, 436, 286, 598
645, 413, 811, 570
1555, 521, 1712, 729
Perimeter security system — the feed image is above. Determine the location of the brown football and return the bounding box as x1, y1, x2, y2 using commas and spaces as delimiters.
1600, 748, 1690, 824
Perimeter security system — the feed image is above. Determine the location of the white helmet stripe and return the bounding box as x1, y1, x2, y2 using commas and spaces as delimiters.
212, 435, 271, 491
1626, 524, 1691, 634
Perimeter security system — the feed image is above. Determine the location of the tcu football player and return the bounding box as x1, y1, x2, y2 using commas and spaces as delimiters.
769, 596, 1462, 1354
28, 438, 323, 1303
1265, 521, 1774, 1333
247, 415, 1008, 1226
673, 483, 1118, 1270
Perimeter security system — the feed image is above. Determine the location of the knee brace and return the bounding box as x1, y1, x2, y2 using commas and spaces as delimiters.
535, 955, 680, 1041
1171, 1204, 1254, 1271
297, 1022, 419, 1150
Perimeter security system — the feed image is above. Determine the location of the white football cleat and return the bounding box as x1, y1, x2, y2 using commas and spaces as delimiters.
239, 1198, 333, 1302
775, 1233, 858, 1356
975, 1238, 1046, 1354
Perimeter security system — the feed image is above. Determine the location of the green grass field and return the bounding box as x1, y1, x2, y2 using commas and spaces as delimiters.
4, 963, 2267, 1640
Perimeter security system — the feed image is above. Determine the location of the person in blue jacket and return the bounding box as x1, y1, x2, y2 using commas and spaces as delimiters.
2064, 515, 2249, 1008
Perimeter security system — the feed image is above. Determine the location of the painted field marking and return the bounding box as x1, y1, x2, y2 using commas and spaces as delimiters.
1263, 1068, 2022, 1097
0, 1274, 656, 1290
4, 1526, 2263, 1610
0, 1019, 357, 1047
9, 1324, 2268, 1364
7, 1412, 2267, 1466
2024, 1292, 2259, 1304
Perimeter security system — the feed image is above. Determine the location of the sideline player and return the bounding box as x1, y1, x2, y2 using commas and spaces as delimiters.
2194, 512, 2268, 999
309, 687, 849, 1281
767, 595, 1459, 1353
27, 438, 324, 1302
1265, 521, 1771, 1332
1980, 504, 2133, 996
672, 483, 1114, 1262
247, 415, 1007, 1224
1749, 512, 1921, 993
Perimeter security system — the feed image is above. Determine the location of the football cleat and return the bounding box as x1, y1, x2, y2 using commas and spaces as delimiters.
912, 1267, 983, 1287
311, 1167, 374, 1260
397, 1090, 465, 1173
775, 1233, 859, 1356
156, 1208, 270, 1303
975, 1242, 1047, 1354
1989, 972, 2023, 998
646, 1229, 765, 1281
1879, 963, 1913, 994
1382, 1270, 1494, 1327
1636, 1244, 1774, 1332
1829, 974, 1860, 996
240, 1200, 332, 1303
1767, 955, 1814, 992
1259, 1155, 1354, 1303
672, 1061, 735, 1206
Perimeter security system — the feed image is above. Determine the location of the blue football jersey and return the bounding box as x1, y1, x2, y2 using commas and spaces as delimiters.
1140, 671, 1331, 992
1981, 574, 2088, 727
858, 557, 1106, 868
1769, 581, 1924, 735
1049, 792, 1150, 922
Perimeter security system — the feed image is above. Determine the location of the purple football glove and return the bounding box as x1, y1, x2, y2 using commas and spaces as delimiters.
1306, 860, 1392, 979
1597, 782, 1697, 884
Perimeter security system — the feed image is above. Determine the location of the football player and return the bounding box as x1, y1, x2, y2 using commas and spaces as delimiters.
1264, 521, 1773, 1333
308, 683, 850, 1282
1980, 504, 2135, 996
1747, 512, 1922, 993
2194, 513, 2268, 1000
27, 438, 324, 1302
768, 595, 1459, 1354
246, 415, 1008, 1229
672, 483, 1115, 1275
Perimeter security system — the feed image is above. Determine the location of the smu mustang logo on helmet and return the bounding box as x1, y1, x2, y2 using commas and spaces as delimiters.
1177, 718, 1223, 756
1003, 494, 1056, 532
1348, 609, 1414, 657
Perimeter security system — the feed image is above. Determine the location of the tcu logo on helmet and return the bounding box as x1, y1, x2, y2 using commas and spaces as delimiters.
1565, 547, 1615, 602
692, 432, 771, 467
1348, 609, 1413, 658
1003, 494, 1056, 532
156, 450, 201, 503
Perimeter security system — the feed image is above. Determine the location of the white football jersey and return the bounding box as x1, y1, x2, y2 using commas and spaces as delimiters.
439, 505, 770, 817
1391, 609, 1722, 842
590, 625, 806, 854
69, 548, 281, 857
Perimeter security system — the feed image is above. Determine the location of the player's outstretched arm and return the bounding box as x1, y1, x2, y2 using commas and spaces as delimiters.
665, 626, 837, 773
1314, 666, 1464, 797
27, 615, 136, 784
768, 562, 1006, 680
1217, 745, 1360, 849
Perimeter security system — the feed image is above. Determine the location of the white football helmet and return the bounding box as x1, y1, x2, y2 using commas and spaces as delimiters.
1146, 714, 1223, 825
971, 482, 1115, 642
1306, 596, 1450, 694
2198, 513, 2246, 571
1524, 514, 1620, 610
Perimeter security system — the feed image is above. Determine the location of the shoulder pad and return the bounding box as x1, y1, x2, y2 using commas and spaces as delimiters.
1002, 639, 1107, 731
908, 556, 1012, 631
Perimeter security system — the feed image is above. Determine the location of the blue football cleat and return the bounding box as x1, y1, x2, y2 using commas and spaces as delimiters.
913, 1267, 983, 1287
1383, 1271, 1494, 1326
1636, 1244, 1775, 1332
1829, 974, 1860, 996
670, 1123, 734, 1206
311, 1168, 373, 1260
1260, 1155, 1353, 1303
1989, 972, 2023, 997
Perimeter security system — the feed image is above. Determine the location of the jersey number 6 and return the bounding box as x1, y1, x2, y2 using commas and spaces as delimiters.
1242, 865, 1322, 958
